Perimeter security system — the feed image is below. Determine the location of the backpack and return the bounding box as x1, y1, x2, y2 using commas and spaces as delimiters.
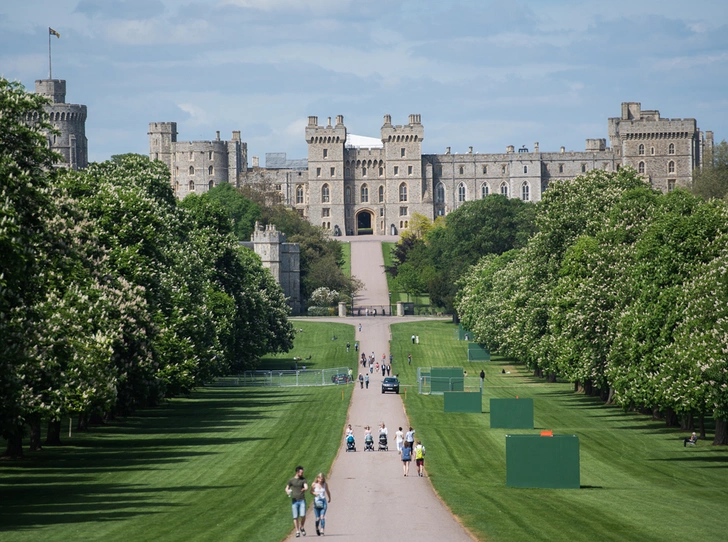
415, 445, 425, 459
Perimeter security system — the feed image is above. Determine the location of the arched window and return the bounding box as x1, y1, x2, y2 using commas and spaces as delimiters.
435, 183, 445, 204
321, 184, 330, 203
208, 180, 214, 190
558, 164, 564, 173
189, 166, 195, 175
189, 181, 195, 191
523, 165, 528, 174
399, 183, 408, 202
668, 161, 675, 174
638, 144, 645, 156
638, 161, 645, 174
521, 181, 530, 201
208, 166, 213, 175
458, 182, 466, 202
361, 184, 369, 203
500, 182, 509, 196
581, 164, 587, 173
669, 143, 675, 155
296, 185, 304, 204
378, 185, 384, 203
174, 181, 180, 192
481, 183, 489, 198
482, 165, 487, 174
459, 166, 464, 175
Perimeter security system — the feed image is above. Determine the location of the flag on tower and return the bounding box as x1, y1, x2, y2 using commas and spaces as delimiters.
49, 27, 60, 38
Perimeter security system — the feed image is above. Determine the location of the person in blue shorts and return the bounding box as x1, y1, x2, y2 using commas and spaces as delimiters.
286, 465, 309, 537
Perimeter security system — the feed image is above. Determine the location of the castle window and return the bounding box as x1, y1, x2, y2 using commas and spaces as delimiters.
399, 183, 408, 202
361, 184, 369, 203
482, 165, 487, 174
174, 181, 180, 192
581, 164, 587, 173
668, 160, 675, 174
208, 151, 212, 159
275, 184, 282, 191
322, 208, 330, 217
651, 147, 655, 155
501, 165, 507, 174
500, 182, 509, 196
394, 166, 399, 176
322, 184, 330, 203
380, 208, 384, 217
408, 165, 413, 175
296, 185, 304, 204
638, 144, 645, 156
345, 186, 351, 204
189, 181, 195, 191
208, 166, 213, 175
436, 165, 443, 176
523, 165, 528, 174
209, 180, 214, 190
668, 179, 676, 192
316, 167, 322, 177
458, 183, 466, 202
189, 151, 193, 160
481, 183, 489, 198
379, 185, 384, 203
459, 166, 464, 175
331, 167, 335, 177
189, 166, 195, 175
638, 161, 645, 174
436, 182, 445, 204
346, 167, 350, 178
521, 181, 530, 201
399, 206, 408, 216
401, 148, 405, 157
323, 148, 328, 158
669, 143, 675, 155
558, 164, 564, 173
362, 167, 367, 176
379, 167, 384, 176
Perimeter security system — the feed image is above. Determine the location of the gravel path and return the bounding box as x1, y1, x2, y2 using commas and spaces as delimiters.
285, 237, 474, 540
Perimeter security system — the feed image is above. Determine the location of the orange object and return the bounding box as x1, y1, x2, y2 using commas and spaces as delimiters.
540, 430, 553, 437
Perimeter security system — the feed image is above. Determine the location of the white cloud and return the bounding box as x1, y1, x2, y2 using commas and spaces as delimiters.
177, 102, 209, 125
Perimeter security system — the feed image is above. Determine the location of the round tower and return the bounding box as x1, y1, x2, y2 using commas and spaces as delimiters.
35, 79, 88, 170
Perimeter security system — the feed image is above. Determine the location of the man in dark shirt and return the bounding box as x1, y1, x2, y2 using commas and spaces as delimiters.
286, 466, 309, 537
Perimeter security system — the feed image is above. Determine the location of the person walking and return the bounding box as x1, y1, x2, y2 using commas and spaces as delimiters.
355, 342, 359, 353
285, 466, 309, 537
414, 440, 426, 477
395, 427, 404, 455
411, 334, 415, 344
389, 353, 393, 365
401, 442, 412, 476
311, 472, 332, 536
359, 373, 364, 389
408, 353, 412, 365
347, 367, 353, 382
405, 427, 415, 449
359, 323, 362, 332
365, 373, 370, 389
346, 342, 350, 352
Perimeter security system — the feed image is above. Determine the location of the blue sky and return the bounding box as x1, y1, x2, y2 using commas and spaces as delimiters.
1, 0, 727, 163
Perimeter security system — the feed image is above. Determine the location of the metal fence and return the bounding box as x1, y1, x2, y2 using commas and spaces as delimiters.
209, 366, 353, 388
417, 367, 483, 395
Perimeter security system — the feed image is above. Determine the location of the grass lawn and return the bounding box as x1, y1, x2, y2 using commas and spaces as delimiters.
391, 320, 728, 542
339, 240, 351, 277
0, 322, 355, 542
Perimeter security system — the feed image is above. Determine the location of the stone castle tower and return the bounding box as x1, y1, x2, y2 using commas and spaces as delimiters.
148, 122, 247, 198
242, 222, 301, 315
34, 79, 88, 170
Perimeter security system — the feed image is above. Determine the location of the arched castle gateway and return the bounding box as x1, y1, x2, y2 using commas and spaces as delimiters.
153, 102, 713, 236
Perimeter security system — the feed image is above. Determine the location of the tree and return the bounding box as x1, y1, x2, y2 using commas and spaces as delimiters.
203, 182, 261, 241
692, 141, 728, 201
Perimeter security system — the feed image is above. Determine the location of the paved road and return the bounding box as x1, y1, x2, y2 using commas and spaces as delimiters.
285, 237, 474, 541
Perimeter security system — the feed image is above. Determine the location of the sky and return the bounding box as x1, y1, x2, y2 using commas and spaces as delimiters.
1, 0, 727, 164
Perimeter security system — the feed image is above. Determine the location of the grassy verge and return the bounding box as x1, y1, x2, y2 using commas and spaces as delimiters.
392, 320, 728, 542
0, 322, 354, 542
339, 240, 351, 277
263, 320, 358, 371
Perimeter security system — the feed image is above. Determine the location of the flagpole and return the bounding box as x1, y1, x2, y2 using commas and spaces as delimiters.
48, 29, 52, 79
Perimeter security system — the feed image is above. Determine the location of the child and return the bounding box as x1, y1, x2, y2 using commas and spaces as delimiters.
414, 440, 426, 477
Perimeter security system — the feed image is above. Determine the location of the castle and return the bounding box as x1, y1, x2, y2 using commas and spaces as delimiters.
152, 102, 713, 236
33, 79, 88, 170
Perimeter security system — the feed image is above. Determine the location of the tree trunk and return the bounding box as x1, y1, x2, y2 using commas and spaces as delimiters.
713, 419, 728, 445
584, 380, 593, 396
76, 413, 88, 432
699, 414, 706, 440
3, 427, 24, 459
664, 408, 678, 428
46, 420, 62, 446
29, 418, 42, 452
574, 381, 580, 392
546, 372, 557, 383
680, 412, 694, 431
651, 406, 661, 420
606, 387, 615, 405
599, 386, 610, 402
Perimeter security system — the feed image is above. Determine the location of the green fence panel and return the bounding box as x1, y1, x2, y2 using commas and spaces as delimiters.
444, 391, 482, 412
467, 343, 491, 361
456, 324, 474, 341
490, 398, 534, 429
431, 367, 464, 392
505, 434, 580, 488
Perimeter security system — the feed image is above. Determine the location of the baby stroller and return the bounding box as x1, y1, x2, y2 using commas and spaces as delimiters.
378, 432, 388, 451
346, 434, 356, 452
364, 433, 374, 451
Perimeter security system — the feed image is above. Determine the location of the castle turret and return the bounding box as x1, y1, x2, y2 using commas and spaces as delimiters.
148, 122, 178, 170
35, 79, 88, 170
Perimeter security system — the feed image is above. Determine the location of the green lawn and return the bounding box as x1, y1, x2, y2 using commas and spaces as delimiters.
392, 320, 728, 542
0, 322, 355, 542
339, 240, 351, 277
263, 320, 358, 371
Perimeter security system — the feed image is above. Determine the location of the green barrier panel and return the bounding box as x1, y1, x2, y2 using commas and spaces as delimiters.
506, 434, 580, 488
467, 343, 491, 361
431, 367, 464, 392
444, 391, 482, 412
456, 324, 474, 341
490, 398, 534, 429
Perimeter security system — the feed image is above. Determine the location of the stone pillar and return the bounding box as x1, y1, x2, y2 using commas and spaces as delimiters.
397, 302, 404, 317
338, 302, 347, 317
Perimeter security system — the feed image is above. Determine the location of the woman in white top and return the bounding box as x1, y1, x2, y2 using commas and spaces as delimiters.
310, 472, 332, 536
395, 426, 404, 454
